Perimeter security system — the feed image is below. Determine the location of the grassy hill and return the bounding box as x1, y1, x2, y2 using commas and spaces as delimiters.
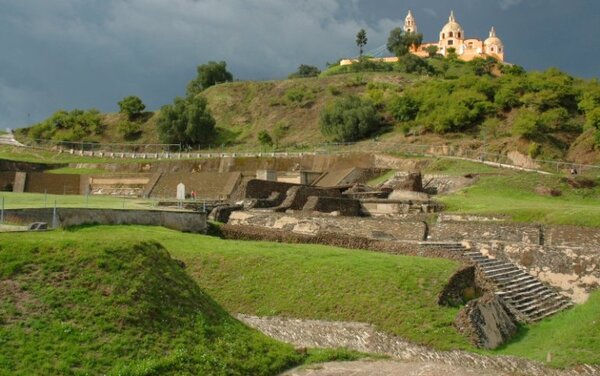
0, 236, 304, 375
14, 58, 600, 164
2, 225, 598, 369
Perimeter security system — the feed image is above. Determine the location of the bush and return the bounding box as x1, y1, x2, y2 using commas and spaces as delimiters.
397, 54, 434, 75
186, 61, 233, 97
257, 130, 273, 147
27, 109, 105, 142
388, 95, 419, 122
288, 64, 321, 79
118, 120, 142, 140
118, 96, 145, 120
512, 109, 544, 139
320, 95, 381, 142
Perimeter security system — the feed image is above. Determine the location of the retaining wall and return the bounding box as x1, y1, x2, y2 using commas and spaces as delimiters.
302, 196, 362, 216
429, 221, 541, 244
2, 208, 206, 233
228, 211, 427, 241
275, 186, 341, 211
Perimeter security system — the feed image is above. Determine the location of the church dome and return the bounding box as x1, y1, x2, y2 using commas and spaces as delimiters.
440, 11, 464, 40
484, 27, 503, 47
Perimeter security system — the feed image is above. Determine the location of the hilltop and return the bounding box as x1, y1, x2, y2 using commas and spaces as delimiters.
0, 235, 304, 375
14, 58, 600, 164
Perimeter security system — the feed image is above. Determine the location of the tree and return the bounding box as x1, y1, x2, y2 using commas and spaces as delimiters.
288, 64, 321, 79
257, 130, 273, 148
512, 109, 544, 139
118, 95, 146, 120
186, 61, 233, 97
320, 95, 381, 142
356, 29, 368, 57
157, 96, 216, 147
425, 45, 439, 58
387, 28, 423, 57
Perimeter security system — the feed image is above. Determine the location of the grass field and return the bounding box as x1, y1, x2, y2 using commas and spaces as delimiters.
0, 192, 156, 210
439, 168, 600, 227
1, 225, 599, 369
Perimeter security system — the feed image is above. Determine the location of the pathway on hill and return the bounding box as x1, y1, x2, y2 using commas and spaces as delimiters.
0, 130, 23, 147
238, 314, 599, 376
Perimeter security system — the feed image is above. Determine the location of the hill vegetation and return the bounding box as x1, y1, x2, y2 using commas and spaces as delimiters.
2, 226, 598, 369
0, 237, 307, 375
14, 56, 600, 163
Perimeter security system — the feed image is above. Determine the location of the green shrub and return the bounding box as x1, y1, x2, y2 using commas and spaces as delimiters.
257, 130, 273, 147
157, 96, 216, 147
528, 142, 541, 158
512, 109, 544, 139
388, 95, 420, 122
285, 86, 315, 107
118, 120, 142, 140
320, 95, 381, 142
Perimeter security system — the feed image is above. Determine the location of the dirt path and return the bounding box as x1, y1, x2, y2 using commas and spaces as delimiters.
283, 360, 505, 376
237, 314, 599, 376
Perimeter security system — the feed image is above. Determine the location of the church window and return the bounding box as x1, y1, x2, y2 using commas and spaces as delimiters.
449, 32, 454, 37
442, 33, 445, 39
491, 47, 495, 52
458, 32, 461, 38
448, 40, 454, 46
499, 47, 502, 53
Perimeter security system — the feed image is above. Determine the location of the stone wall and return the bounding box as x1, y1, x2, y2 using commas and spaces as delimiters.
2, 208, 206, 233
228, 211, 427, 241
234, 179, 301, 200
0, 171, 15, 191
302, 196, 361, 216
429, 221, 541, 244
545, 225, 600, 248
470, 241, 600, 304
275, 186, 341, 212
23, 172, 83, 195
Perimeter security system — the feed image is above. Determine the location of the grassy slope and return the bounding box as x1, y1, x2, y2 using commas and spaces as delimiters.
496, 290, 600, 367
430, 159, 600, 227
0, 236, 302, 375
2, 226, 599, 368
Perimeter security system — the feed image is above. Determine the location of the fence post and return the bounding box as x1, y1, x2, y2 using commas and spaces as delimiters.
1, 196, 4, 225
52, 201, 58, 229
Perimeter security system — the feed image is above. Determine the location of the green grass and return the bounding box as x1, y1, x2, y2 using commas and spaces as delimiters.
495, 290, 600, 368
439, 171, 600, 226
2, 225, 600, 369
367, 170, 395, 186
46, 167, 108, 175
0, 236, 303, 375
0, 192, 156, 210
2, 226, 467, 351
423, 158, 502, 176
0, 130, 7, 136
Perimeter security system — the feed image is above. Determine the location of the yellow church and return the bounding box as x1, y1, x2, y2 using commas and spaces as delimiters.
341, 10, 505, 65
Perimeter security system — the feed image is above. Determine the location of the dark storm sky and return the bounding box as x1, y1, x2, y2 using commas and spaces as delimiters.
1, 0, 598, 130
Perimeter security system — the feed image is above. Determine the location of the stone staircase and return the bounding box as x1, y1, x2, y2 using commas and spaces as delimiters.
421, 241, 573, 322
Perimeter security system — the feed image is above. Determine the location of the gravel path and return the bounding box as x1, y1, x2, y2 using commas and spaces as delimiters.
237, 314, 599, 376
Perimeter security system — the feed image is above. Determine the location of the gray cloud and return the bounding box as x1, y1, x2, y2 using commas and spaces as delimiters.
498, 0, 524, 10
0, 0, 598, 130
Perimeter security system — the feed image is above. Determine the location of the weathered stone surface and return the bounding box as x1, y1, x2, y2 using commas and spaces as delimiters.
455, 293, 518, 350
274, 186, 341, 212
208, 205, 243, 223
438, 266, 485, 306
302, 196, 361, 216
239, 314, 599, 376
227, 211, 427, 241
382, 171, 423, 192
388, 190, 430, 201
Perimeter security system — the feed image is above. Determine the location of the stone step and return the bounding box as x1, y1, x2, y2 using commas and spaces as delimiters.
498, 275, 539, 287
513, 293, 558, 310
498, 285, 547, 299
524, 298, 569, 318
531, 301, 573, 321
483, 265, 519, 274
476, 259, 505, 267
463, 251, 483, 257
487, 269, 526, 281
